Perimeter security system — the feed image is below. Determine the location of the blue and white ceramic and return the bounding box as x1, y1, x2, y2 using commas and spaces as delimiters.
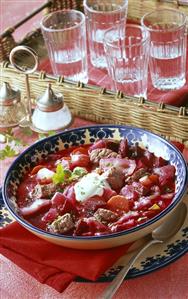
1, 190, 187, 281
2, 125, 188, 249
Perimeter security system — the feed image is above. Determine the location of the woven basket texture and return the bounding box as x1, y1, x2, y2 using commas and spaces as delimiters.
1, 62, 188, 143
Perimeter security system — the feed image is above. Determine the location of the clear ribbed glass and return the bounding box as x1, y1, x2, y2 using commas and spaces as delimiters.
104, 24, 150, 98
141, 9, 187, 91
41, 10, 88, 83
84, 0, 128, 69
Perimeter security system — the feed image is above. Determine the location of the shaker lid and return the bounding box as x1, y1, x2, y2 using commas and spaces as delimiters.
37, 84, 64, 112
0, 82, 21, 106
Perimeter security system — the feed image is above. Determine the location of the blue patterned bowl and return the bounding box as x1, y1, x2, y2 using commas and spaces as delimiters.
2, 125, 188, 249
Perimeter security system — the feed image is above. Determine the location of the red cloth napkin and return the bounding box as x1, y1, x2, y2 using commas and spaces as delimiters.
147, 82, 188, 106
0, 222, 132, 292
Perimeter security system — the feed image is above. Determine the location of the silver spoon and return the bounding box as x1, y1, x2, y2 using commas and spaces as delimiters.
99, 202, 187, 299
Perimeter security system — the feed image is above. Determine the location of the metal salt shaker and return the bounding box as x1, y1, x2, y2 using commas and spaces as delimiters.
32, 83, 72, 132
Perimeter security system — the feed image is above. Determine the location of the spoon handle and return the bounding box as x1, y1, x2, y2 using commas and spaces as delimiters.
99, 239, 162, 299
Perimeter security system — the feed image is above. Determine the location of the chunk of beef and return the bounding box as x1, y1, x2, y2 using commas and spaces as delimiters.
89, 139, 119, 153
89, 148, 119, 164
105, 167, 125, 190
29, 183, 56, 199
94, 208, 118, 224
125, 168, 148, 183
100, 157, 136, 177
100, 158, 137, 190
48, 213, 75, 234
41, 183, 57, 198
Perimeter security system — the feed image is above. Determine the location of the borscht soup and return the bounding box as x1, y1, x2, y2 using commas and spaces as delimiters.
16, 138, 176, 237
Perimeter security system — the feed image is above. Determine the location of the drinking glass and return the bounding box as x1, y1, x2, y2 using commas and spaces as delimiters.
141, 9, 187, 91
41, 10, 88, 83
83, 0, 128, 69
104, 24, 150, 98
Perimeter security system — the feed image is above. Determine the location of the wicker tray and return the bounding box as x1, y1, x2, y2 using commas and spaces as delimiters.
1, 62, 188, 143
1, 0, 188, 144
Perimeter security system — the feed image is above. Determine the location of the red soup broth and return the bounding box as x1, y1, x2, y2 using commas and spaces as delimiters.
16, 139, 176, 236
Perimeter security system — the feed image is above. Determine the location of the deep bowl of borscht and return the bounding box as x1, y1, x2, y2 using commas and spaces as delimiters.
2, 125, 188, 249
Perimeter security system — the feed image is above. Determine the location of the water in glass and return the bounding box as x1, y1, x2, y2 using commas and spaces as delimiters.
84, 0, 128, 69
150, 40, 186, 90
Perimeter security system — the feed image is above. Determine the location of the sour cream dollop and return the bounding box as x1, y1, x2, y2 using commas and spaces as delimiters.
74, 172, 110, 202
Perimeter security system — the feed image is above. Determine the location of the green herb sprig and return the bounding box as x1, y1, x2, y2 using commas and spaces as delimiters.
52, 164, 72, 185
52, 164, 88, 185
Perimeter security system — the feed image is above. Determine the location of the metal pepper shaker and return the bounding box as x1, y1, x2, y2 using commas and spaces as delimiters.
0, 82, 27, 128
